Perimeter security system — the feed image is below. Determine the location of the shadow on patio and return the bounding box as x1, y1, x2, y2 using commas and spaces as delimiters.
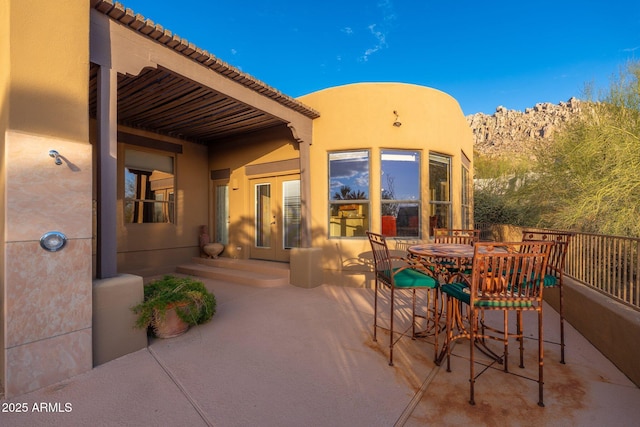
2, 275, 640, 426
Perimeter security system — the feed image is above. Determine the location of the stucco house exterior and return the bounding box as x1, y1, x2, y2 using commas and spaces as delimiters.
0, 0, 472, 397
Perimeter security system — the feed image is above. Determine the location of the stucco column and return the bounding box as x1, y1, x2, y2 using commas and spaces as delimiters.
97, 65, 118, 278
288, 123, 313, 248
299, 140, 312, 248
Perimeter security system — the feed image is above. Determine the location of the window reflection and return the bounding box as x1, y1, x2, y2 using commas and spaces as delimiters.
462, 160, 472, 229
429, 153, 451, 235
381, 150, 421, 237
215, 184, 229, 244
328, 151, 370, 237
124, 149, 175, 224
283, 180, 301, 249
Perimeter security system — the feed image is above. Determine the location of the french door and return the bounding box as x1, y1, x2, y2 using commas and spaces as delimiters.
250, 174, 301, 262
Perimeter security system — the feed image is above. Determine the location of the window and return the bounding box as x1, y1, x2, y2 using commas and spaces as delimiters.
429, 153, 451, 235
215, 184, 229, 244
381, 150, 421, 237
328, 151, 370, 237
124, 148, 175, 223
461, 153, 472, 229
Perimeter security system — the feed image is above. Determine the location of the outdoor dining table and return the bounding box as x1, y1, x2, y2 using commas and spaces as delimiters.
407, 243, 478, 283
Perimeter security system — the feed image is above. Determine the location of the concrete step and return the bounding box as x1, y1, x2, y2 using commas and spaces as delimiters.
176, 257, 290, 287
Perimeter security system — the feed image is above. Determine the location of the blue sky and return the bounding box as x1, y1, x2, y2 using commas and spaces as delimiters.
119, 0, 640, 115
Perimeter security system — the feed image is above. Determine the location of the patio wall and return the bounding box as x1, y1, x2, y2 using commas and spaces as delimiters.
546, 278, 640, 387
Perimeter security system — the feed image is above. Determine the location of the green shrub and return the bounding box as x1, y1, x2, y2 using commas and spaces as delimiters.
132, 275, 216, 330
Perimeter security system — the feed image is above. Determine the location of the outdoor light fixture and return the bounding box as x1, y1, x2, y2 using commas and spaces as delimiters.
393, 111, 402, 127
40, 231, 67, 252
49, 149, 62, 165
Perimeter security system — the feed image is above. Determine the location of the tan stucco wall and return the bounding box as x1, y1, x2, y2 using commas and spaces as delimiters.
0, 0, 10, 393
2, 0, 93, 397
299, 83, 474, 287
209, 125, 300, 260
113, 127, 210, 277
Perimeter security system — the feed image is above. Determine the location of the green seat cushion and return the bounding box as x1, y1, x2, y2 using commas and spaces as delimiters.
392, 267, 438, 289
543, 274, 558, 287
441, 282, 470, 305
475, 299, 533, 308
441, 282, 534, 308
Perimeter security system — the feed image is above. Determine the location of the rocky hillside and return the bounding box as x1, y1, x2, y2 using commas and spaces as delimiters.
467, 97, 583, 158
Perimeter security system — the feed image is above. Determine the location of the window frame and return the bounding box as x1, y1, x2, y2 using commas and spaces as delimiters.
428, 152, 452, 235
123, 146, 176, 225
328, 150, 371, 239
461, 152, 472, 229
380, 149, 422, 238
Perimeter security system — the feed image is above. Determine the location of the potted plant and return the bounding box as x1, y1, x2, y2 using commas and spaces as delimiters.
132, 275, 217, 338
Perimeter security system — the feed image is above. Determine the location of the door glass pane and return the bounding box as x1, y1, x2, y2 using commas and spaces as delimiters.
255, 183, 271, 248
283, 180, 301, 249
215, 185, 229, 245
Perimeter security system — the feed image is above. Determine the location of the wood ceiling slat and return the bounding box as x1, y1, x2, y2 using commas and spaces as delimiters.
181, 111, 271, 135
123, 87, 216, 123
125, 85, 231, 124
118, 72, 194, 117
117, 68, 161, 98
170, 111, 254, 134
145, 100, 246, 132
118, 79, 203, 119
89, 55, 290, 144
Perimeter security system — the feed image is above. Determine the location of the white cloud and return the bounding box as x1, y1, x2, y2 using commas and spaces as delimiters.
359, 1, 397, 62
230, 48, 237, 55
361, 24, 388, 61
342, 27, 354, 35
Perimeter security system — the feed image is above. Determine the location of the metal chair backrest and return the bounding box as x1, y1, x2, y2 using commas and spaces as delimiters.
434, 228, 480, 245
469, 241, 553, 309
366, 231, 393, 287
521, 230, 573, 279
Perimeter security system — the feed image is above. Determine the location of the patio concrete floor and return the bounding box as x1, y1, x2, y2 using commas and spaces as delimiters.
3, 275, 640, 426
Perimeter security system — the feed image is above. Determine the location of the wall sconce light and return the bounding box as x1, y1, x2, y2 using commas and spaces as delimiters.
49, 149, 62, 165
393, 111, 402, 127
40, 231, 68, 252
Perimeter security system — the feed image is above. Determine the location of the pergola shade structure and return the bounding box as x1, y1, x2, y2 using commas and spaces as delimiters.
88, 64, 313, 144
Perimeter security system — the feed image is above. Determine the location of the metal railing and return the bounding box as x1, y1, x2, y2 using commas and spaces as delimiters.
476, 224, 640, 310
566, 232, 640, 309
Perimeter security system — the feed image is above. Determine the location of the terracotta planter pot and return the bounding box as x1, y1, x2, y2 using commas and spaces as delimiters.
382, 216, 397, 237
152, 305, 190, 338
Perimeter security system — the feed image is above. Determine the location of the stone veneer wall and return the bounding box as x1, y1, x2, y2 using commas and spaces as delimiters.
4, 132, 93, 397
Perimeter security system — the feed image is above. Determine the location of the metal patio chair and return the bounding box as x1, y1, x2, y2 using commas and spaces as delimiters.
367, 231, 440, 366
433, 228, 480, 245
440, 241, 553, 406
522, 230, 573, 363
